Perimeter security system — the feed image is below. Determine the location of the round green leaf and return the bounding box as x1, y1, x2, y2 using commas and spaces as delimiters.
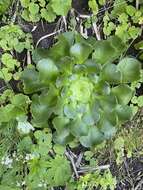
21, 68, 42, 94
115, 105, 133, 123
101, 63, 121, 84
112, 84, 134, 105
98, 118, 117, 139
117, 57, 141, 82
64, 104, 77, 119
80, 127, 104, 147
31, 95, 50, 123
52, 116, 69, 133
92, 40, 116, 64
70, 43, 92, 64
84, 59, 101, 74
37, 58, 58, 81
29, 2, 39, 15
51, 0, 71, 16
69, 117, 90, 137
53, 129, 73, 145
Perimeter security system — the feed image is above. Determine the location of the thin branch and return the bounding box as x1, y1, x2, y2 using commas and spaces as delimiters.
65, 151, 79, 179
75, 153, 83, 168
136, 0, 139, 10
77, 164, 110, 173
27, 50, 31, 65
31, 26, 38, 32
134, 179, 143, 190
92, 22, 101, 40
62, 16, 67, 31
36, 29, 64, 48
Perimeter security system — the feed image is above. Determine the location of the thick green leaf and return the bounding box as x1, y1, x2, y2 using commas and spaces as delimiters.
101, 63, 121, 84
92, 40, 116, 64
115, 105, 133, 123
21, 68, 42, 94
84, 59, 101, 74
48, 32, 75, 61
82, 112, 95, 126
69, 77, 94, 103
69, 117, 90, 137
39, 85, 58, 106
112, 84, 134, 105
17, 120, 34, 134
52, 116, 69, 133
37, 58, 58, 82
80, 127, 104, 147
94, 81, 111, 95
32, 48, 49, 64
117, 57, 141, 82
70, 43, 92, 64
11, 94, 31, 111
53, 129, 73, 145
64, 103, 77, 119
98, 117, 117, 139
99, 94, 117, 113
31, 95, 50, 123
90, 101, 101, 123
109, 36, 126, 54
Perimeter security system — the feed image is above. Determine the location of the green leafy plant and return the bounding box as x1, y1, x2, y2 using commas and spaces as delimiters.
0, 128, 72, 189
0, 24, 32, 83
0, 0, 11, 15
20, 32, 141, 147
20, 0, 72, 22
0, 53, 21, 81
77, 170, 116, 190
0, 24, 32, 52
103, 0, 143, 41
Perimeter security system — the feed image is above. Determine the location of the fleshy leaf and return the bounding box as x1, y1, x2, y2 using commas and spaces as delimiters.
52, 116, 69, 133
21, 68, 42, 94
101, 63, 121, 84
115, 105, 133, 123
53, 129, 73, 145
80, 127, 104, 147
92, 40, 116, 64
69, 117, 90, 137
70, 43, 93, 64
37, 58, 59, 82
11, 94, 31, 111
48, 32, 75, 61
112, 84, 134, 105
117, 57, 141, 82
17, 120, 34, 134
31, 95, 50, 124
98, 118, 117, 139
64, 103, 77, 119
84, 59, 101, 74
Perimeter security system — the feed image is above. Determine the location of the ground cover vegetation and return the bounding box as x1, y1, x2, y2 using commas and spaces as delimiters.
0, 0, 143, 189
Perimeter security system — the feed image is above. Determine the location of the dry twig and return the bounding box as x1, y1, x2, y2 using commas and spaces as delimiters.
65, 151, 79, 179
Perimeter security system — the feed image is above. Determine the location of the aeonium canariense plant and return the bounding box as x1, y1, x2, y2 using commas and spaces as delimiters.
20, 32, 141, 147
